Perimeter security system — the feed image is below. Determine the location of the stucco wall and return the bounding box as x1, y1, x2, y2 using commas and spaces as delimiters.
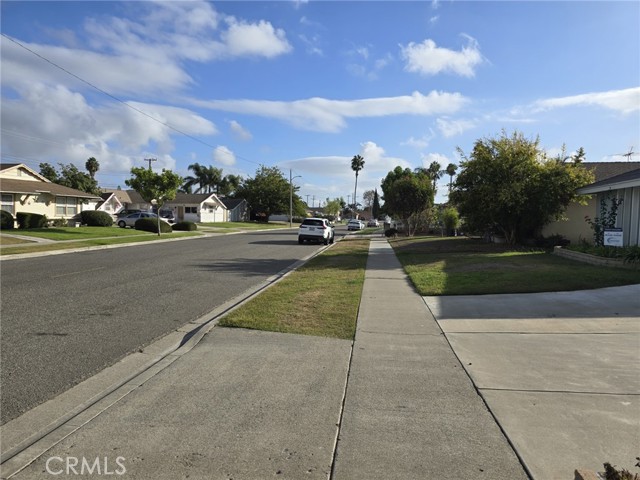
542, 200, 594, 245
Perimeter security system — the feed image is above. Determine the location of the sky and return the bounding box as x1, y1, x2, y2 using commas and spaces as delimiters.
1, 0, 639, 207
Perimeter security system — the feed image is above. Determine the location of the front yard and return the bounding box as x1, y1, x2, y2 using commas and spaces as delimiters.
391, 236, 640, 295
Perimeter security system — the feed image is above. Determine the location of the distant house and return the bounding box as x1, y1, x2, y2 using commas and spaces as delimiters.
95, 192, 124, 218
542, 162, 640, 245
102, 189, 152, 212
220, 197, 248, 222
164, 193, 227, 223
0, 163, 101, 224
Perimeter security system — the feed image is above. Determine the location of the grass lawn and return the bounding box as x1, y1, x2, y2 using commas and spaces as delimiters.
198, 221, 290, 230
1, 226, 153, 240
0, 229, 200, 255
218, 239, 370, 339
391, 236, 640, 295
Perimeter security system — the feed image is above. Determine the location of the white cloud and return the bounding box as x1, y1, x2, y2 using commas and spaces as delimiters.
436, 117, 476, 138
193, 90, 469, 132
1, 83, 216, 176
400, 35, 484, 77
212, 145, 236, 166
228, 120, 253, 141
222, 18, 292, 58
420, 152, 450, 168
429, 16, 440, 25
402, 132, 434, 150
532, 87, 640, 115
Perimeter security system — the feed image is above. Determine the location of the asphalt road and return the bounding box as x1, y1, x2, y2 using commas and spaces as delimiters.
1, 228, 334, 424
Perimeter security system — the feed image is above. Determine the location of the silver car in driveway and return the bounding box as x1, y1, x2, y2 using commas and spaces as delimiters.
117, 212, 168, 228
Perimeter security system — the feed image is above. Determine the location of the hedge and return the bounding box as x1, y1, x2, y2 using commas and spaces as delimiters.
135, 217, 173, 233
0, 210, 14, 229
172, 221, 197, 231
80, 210, 113, 227
16, 212, 48, 229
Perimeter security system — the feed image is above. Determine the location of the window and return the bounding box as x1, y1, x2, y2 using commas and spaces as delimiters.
56, 197, 77, 216
1, 194, 14, 214
185, 206, 197, 214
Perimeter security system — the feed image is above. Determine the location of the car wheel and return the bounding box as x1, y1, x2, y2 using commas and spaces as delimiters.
298, 238, 303, 244
118, 221, 126, 228
324, 237, 329, 245
330, 234, 334, 244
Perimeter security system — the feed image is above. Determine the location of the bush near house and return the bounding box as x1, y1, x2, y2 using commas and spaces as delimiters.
0, 210, 14, 229
16, 212, 48, 229
79, 210, 113, 227
172, 221, 197, 231
135, 217, 173, 233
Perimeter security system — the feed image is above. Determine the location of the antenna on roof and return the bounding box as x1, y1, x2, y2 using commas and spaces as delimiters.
610, 146, 639, 161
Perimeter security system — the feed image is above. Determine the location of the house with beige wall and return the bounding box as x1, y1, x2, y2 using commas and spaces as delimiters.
0, 163, 101, 225
542, 162, 640, 245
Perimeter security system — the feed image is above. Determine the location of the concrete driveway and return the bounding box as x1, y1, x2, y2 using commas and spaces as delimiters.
423, 284, 640, 480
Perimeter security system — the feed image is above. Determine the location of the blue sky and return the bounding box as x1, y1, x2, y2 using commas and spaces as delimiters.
2, 1, 639, 206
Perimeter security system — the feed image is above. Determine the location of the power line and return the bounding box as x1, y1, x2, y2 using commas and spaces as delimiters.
1, 33, 261, 167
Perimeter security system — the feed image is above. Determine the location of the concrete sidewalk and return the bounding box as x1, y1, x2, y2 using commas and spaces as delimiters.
425, 286, 640, 479
2, 237, 529, 479
332, 239, 527, 479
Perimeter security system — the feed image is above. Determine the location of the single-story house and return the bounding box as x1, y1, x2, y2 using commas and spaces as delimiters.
0, 163, 102, 224
102, 189, 152, 213
542, 162, 640, 245
576, 167, 640, 247
95, 192, 124, 218
220, 197, 248, 222
163, 193, 227, 223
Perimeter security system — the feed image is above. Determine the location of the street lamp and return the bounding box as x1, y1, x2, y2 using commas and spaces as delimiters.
289, 170, 302, 228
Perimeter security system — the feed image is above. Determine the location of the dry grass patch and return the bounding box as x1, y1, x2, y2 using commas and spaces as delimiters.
218, 239, 370, 339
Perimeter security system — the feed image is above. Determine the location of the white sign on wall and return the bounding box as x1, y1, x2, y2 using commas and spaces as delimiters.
604, 228, 623, 247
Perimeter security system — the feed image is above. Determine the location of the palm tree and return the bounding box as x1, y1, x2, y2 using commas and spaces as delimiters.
85, 157, 99, 179
351, 155, 365, 218
445, 163, 458, 194
183, 164, 223, 194
427, 161, 442, 193
219, 174, 242, 196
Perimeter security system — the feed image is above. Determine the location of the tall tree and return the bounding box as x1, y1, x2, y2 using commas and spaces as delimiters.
183, 163, 222, 194
350, 155, 365, 218
125, 167, 183, 235
219, 174, 242, 196
235, 166, 300, 220
381, 167, 434, 236
445, 163, 458, 194
39, 162, 100, 195
427, 161, 442, 193
85, 157, 100, 179
451, 130, 594, 244
372, 189, 381, 219
362, 189, 375, 211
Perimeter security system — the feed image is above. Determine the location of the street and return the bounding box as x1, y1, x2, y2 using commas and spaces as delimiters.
1, 228, 335, 424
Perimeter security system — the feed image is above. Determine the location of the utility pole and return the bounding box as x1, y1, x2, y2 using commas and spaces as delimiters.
305, 194, 310, 206
289, 169, 301, 228
312, 195, 315, 208
144, 158, 157, 170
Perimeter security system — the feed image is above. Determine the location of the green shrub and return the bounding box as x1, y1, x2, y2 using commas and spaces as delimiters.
0, 210, 14, 229
51, 218, 69, 227
16, 212, 48, 229
135, 217, 173, 233
172, 221, 197, 231
80, 210, 113, 226
623, 246, 640, 265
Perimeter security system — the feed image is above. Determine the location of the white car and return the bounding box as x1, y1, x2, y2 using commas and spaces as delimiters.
347, 219, 365, 231
367, 219, 380, 227
298, 218, 335, 245
117, 212, 170, 228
